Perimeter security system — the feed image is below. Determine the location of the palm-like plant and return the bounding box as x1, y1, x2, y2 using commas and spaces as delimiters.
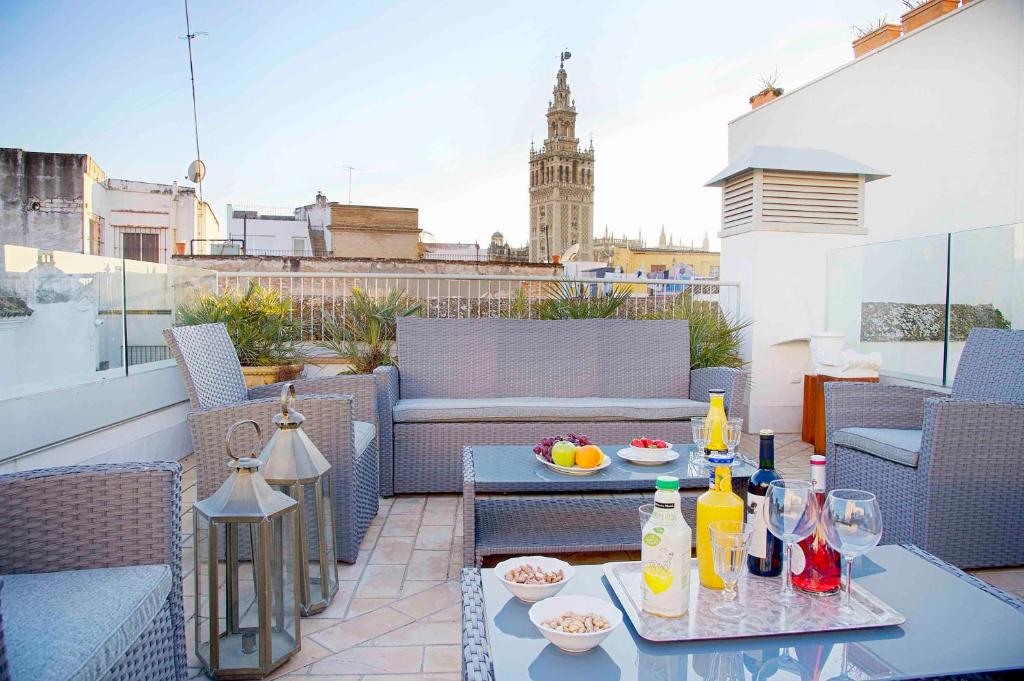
536, 279, 632, 319
319, 288, 423, 373
646, 293, 750, 369
176, 282, 301, 366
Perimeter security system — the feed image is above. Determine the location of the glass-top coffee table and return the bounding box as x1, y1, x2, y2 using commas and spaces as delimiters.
462, 444, 756, 567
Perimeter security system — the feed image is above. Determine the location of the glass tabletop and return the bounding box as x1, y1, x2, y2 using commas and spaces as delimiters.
477, 545, 1024, 680
471, 444, 757, 493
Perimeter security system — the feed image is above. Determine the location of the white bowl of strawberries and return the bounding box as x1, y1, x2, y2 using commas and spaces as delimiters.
629, 436, 672, 454
619, 437, 678, 465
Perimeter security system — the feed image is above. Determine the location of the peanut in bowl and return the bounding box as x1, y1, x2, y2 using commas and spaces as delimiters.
528, 595, 623, 654
494, 556, 574, 603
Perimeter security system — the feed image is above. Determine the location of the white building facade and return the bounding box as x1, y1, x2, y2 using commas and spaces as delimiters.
224, 193, 331, 256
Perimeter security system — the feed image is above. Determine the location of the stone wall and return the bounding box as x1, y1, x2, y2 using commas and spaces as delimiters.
171, 254, 563, 276
0, 148, 88, 254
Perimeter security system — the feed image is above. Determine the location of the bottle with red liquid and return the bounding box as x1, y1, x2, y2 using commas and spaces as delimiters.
792, 454, 841, 594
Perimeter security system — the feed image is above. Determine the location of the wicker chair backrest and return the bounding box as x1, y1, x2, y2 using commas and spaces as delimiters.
164, 323, 249, 410
951, 328, 1024, 403
396, 317, 691, 399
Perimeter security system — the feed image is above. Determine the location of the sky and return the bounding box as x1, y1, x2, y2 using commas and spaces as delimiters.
0, 0, 893, 251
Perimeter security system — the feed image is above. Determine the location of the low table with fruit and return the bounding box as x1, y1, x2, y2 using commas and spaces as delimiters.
462, 439, 757, 567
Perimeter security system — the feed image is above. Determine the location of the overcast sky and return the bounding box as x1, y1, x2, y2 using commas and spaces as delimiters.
1, 0, 893, 250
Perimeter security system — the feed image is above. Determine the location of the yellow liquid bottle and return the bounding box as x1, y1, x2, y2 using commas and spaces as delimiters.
696, 454, 744, 589
705, 389, 728, 455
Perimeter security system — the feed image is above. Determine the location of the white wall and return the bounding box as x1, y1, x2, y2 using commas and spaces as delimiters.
226, 205, 313, 255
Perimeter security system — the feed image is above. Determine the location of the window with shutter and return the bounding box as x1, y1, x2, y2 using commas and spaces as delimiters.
122, 233, 160, 263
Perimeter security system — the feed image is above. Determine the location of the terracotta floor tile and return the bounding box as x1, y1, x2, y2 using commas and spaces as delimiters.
310, 644, 423, 675
361, 675, 459, 681
337, 550, 370, 581
415, 525, 454, 551
359, 523, 383, 549
423, 603, 461, 622
347, 597, 395, 617
382, 514, 422, 537
310, 581, 356, 619
356, 564, 407, 598
392, 581, 461, 619
406, 551, 450, 581
266, 637, 332, 679
421, 507, 457, 526
370, 535, 416, 564
423, 644, 461, 673
390, 496, 427, 515
400, 580, 444, 598
309, 606, 413, 652
370, 620, 460, 647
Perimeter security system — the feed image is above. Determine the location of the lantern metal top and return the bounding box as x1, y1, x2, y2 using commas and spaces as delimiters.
195, 419, 298, 522
259, 383, 333, 485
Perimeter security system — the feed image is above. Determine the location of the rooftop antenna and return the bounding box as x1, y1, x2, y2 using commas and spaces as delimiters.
180, 0, 207, 203
340, 165, 365, 205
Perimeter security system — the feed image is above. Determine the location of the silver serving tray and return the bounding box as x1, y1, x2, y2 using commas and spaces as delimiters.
603, 560, 905, 642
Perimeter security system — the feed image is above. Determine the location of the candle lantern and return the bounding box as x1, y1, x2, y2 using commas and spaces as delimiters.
194, 420, 301, 680
258, 383, 339, 615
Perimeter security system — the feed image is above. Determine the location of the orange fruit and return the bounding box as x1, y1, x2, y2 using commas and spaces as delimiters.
575, 445, 603, 468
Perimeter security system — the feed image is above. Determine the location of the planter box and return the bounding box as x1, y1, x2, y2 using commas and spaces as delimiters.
852, 24, 902, 57
241, 364, 303, 388
749, 89, 780, 109
901, 0, 959, 33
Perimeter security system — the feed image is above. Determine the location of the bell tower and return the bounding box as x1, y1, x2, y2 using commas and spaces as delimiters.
529, 51, 594, 262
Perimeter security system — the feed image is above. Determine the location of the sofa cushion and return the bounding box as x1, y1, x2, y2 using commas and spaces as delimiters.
392, 397, 709, 423
0, 564, 172, 681
354, 420, 375, 453
834, 427, 923, 468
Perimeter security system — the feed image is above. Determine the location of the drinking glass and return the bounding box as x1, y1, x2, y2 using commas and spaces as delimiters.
765, 479, 818, 605
639, 503, 654, 532
822, 489, 883, 622
690, 417, 709, 458
724, 417, 743, 457
709, 520, 750, 619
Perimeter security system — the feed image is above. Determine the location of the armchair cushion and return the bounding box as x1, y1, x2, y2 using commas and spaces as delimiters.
354, 420, 376, 454
833, 427, 923, 468
0, 564, 172, 681
391, 397, 710, 424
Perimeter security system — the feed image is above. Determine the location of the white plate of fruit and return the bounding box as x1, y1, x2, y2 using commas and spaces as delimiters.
534, 434, 610, 476
617, 437, 679, 466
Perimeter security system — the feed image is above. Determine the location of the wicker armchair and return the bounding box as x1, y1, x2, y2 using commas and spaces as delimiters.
825, 328, 1024, 568
164, 323, 379, 562
0, 462, 185, 681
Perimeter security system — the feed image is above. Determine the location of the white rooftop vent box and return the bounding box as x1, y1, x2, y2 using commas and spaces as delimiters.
705, 146, 888, 237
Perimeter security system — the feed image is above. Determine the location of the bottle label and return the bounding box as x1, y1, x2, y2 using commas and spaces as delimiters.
746, 493, 769, 558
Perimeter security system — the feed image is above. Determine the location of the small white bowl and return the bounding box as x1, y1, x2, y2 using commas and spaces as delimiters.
528, 595, 623, 654
628, 442, 673, 457
495, 556, 574, 603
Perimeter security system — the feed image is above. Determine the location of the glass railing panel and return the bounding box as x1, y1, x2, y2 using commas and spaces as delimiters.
946, 223, 1023, 385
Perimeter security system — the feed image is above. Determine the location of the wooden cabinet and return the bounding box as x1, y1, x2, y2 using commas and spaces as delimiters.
801, 375, 879, 454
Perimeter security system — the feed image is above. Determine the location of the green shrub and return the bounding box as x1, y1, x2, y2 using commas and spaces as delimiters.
319, 288, 423, 373
645, 294, 750, 369
535, 280, 632, 319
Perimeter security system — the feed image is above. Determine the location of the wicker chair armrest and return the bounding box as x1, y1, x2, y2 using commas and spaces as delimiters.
0, 462, 182, 577
920, 398, 1024, 471
249, 374, 377, 423
462, 568, 493, 681
689, 367, 747, 416
824, 383, 944, 457
373, 365, 400, 408
374, 365, 400, 497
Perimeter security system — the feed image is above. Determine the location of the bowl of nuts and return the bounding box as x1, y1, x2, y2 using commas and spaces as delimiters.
528, 595, 623, 653
495, 556, 574, 603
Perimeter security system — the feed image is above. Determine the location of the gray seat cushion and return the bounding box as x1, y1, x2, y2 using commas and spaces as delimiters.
0, 564, 172, 681
392, 397, 709, 423
834, 427, 923, 468
354, 420, 375, 453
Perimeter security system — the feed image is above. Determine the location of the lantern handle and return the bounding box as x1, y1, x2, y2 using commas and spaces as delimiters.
280, 382, 297, 419
226, 419, 262, 461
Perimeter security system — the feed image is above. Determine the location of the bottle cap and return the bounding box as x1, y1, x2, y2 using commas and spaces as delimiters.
655, 475, 680, 490
708, 389, 725, 395
810, 455, 826, 465
759, 429, 775, 437
707, 454, 734, 466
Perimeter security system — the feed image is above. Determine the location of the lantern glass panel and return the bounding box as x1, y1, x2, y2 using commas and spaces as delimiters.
269, 513, 299, 661
318, 476, 338, 592
195, 513, 212, 663
217, 521, 262, 671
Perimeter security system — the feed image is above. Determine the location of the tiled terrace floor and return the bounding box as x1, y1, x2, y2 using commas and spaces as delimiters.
178, 434, 1024, 680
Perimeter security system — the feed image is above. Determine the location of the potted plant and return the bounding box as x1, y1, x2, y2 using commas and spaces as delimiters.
749, 70, 784, 110
644, 294, 750, 370
318, 287, 423, 374
900, 0, 958, 34
176, 281, 304, 387
852, 17, 902, 58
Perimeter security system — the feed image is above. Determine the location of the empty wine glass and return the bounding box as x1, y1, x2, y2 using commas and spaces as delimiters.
709, 520, 751, 619
765, 479, 819, 605
822, 489, 883, 623
691, 417, 709, 458
725, 417, 743, 458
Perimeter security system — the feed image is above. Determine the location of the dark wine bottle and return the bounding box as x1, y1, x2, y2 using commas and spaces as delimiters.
746, 429, 783, 576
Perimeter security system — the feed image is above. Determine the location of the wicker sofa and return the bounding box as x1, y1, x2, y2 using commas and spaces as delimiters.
0, 462, 186, 681
165, 323, 379, 563
374, 318, 746, 495
825, 327, 1024, 569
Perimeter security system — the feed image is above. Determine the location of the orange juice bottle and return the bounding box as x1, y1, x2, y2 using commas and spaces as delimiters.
696, 454, 744, 588
704, 389, 728, 455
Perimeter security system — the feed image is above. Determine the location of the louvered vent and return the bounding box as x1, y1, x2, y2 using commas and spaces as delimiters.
722, 171, 754, 230
761, 171, 861, 227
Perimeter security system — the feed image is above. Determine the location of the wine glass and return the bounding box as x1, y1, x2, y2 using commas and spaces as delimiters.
690, 417, 709, 459
725, 417, 743, 458
765, 479, 819, 605
822, 489, 883, 623
709, 520, 751, 619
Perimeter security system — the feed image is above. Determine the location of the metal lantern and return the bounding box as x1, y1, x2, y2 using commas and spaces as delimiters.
258, 383, 339, 616
194, 420, 301, 680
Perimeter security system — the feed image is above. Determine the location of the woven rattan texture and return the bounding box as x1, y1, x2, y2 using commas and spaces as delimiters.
460, 568, 493, 681
374, 365, 401, 497
395, 420, 696, 494
188, 395, 377, 563
0, 463, 186, 681
950, 329, 1024, 403
396, 318, 693, 400
164, 324, 249, 410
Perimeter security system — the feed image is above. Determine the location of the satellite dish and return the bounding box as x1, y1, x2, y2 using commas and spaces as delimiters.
187, 159, 206, 183
561, 243, 580, 262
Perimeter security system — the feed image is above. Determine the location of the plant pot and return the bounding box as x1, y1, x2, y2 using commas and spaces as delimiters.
749, 89, 780, 109
901, 0, 958, 33
241, 364, 304, 388
852, 24, 902, 57
551, 255, 560, 264
174, 242, 187, 256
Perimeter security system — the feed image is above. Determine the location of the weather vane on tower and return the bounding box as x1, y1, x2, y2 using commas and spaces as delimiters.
560, 49, 571, 68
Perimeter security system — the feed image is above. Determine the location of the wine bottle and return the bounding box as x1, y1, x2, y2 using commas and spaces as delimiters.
696, 454, 744, 589
746, 429, 783, 576
792, 454, 841, 594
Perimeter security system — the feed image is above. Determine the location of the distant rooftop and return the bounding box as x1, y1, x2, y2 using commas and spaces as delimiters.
705, 145, 889, 187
